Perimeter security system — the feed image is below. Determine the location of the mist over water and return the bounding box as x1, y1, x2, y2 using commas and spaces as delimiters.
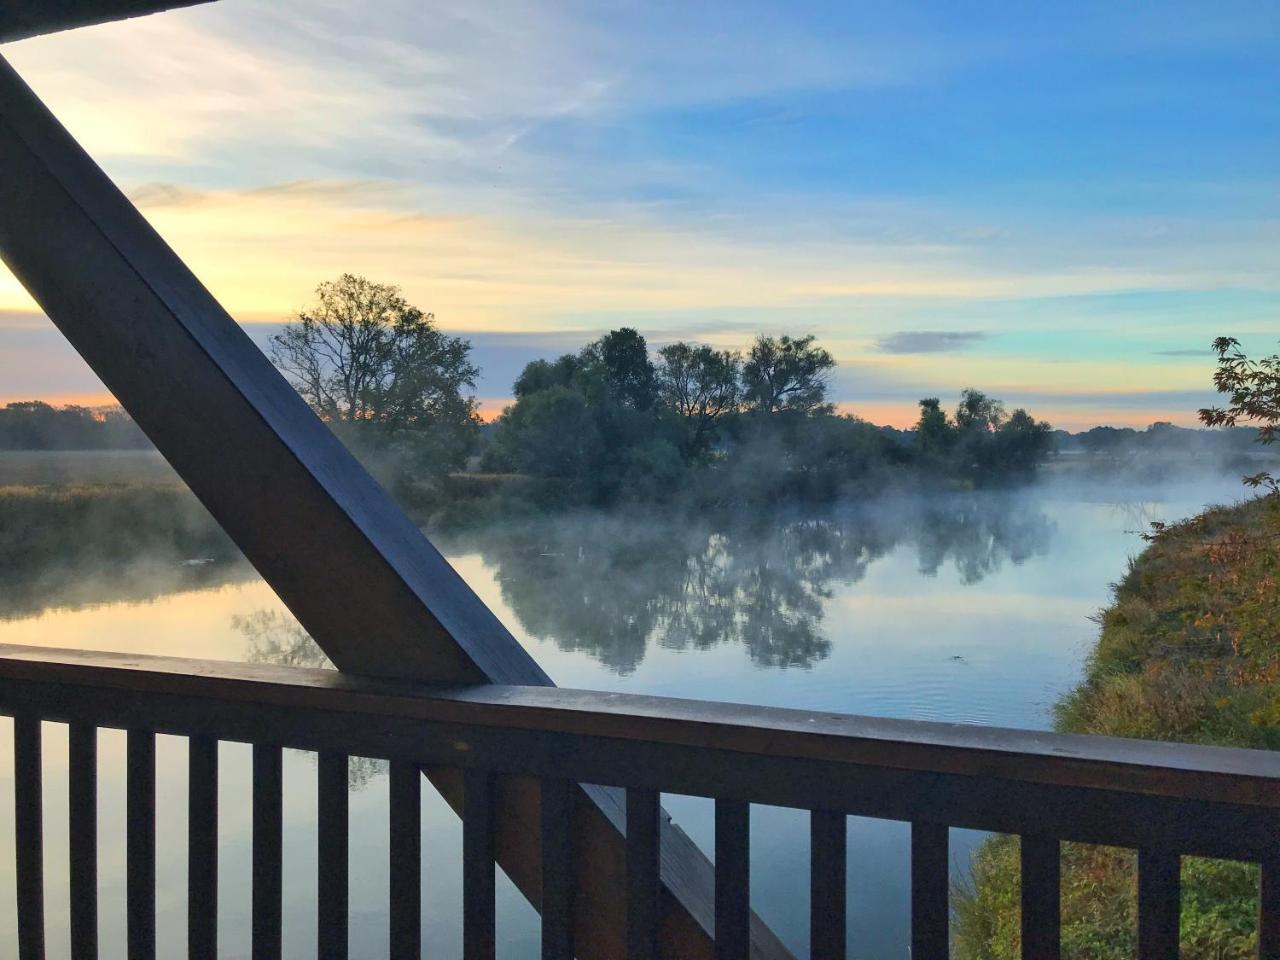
0, 460, 1257, 958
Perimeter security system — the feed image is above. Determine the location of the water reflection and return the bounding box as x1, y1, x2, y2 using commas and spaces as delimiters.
0, 485, 246, 621
234, 610, 390, 790
464, 494, 1053, 674
237, 493, 1055, 681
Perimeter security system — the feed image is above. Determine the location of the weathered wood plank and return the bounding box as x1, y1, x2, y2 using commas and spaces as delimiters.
188, 736, 218, 960
317, 752, 349, 960
14, 715, 45, 960
809, 810, 846, 960
1020, 834, 1059, 960
127, 730, 155, 960
1137, 849, 1180, 960
911, 822, 948, 960
252, 744, 283, 960
0, 1, 213, 43
68, 723, 98, 960
390, 762, 422, 958
0, 56, 763, 960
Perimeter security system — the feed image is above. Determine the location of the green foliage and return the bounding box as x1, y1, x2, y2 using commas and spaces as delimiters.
1201, 337, 1280, 493
487, 328, 1053, 511
0, 482, 243, 619
915, 398, 952, 456
484, 329, 689, 505
956, 497, 1280, 959
655, 342, 739, 455
741, 334, 835, 414
912, 390, 1052, 486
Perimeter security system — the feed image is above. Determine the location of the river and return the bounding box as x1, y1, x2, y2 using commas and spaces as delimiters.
0, 472, 1252, 958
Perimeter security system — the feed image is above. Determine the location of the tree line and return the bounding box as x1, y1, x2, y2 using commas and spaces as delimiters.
270, 275, 1055, 508
0, 401, 148, 450
4, 275, 1056, 509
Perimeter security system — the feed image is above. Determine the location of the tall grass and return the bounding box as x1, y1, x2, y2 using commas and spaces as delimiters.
955, 496, 1280, 959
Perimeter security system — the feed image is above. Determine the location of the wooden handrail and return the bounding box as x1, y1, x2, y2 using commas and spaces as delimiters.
1, 643, 1278, 859
4, 642, 1280, 959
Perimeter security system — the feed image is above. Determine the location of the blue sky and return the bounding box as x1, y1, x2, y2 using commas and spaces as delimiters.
1, 0, 1277, 428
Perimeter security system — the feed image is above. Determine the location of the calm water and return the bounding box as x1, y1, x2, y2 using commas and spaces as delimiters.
0, 475, 1251, 958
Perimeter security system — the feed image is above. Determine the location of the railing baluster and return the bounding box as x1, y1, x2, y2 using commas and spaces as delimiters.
540, 778, 575, 960
911, 822, 948, 960
318, 752, 349, 960
626, 788, 661, 960
1138, 849, 1180, 960
14, 715, 45, 960
252, 743, 283, 960
1261, 858, 1280, 960
810, 810, 846, 960
1020, 834, 1060, 960
127, 730, 155, 960
69, 723, 97, 960
463, 769, 497, 960
715, 799, 750, 960
188, 736, 218, 960
390, 762, 421, 959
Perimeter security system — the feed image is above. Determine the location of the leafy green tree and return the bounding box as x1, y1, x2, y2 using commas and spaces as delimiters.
512, 356, 581, 398
487, 386, 602, 489
741, 334, 835, 414
656, 342, 740, 453
1200, 337, 1280, 493
588, 327, 658, 410
914, 398, 953, 454
955, 388, 1005, 432
270, 274, 480, 474
992, 408, 1053, 479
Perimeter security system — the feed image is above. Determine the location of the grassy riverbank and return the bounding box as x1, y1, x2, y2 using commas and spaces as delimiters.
0, 481, 244, 619
956, 495, 1280, 960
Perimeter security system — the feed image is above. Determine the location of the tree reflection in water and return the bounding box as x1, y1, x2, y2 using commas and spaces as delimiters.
235, 609, 387, 789
237, 493, 1054, 785
469, 494, 1054, 673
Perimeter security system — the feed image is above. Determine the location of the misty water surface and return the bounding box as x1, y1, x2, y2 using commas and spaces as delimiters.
0, 474, 1252, 959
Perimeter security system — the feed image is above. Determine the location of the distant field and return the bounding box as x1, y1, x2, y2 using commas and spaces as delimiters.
0, 450, 176, 485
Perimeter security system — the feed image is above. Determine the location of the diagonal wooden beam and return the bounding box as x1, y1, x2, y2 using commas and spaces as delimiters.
0, 1, 214, 43
0, 54, 793, 960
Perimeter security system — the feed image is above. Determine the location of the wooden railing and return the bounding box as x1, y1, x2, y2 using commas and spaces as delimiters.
2, 643, 1279, 960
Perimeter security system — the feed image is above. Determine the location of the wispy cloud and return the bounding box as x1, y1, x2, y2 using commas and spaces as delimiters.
877, 330, 988, 354
3, 0, 1277, 429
